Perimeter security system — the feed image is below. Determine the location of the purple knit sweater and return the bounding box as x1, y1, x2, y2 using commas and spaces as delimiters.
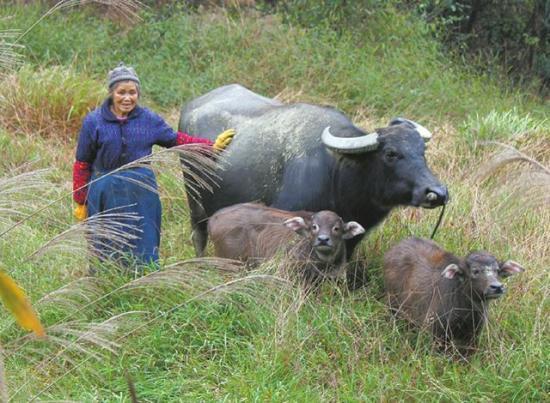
76, 98, 199, 171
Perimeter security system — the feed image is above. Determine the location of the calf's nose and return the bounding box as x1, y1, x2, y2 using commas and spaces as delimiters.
489, 284, 505, 294
317, 235, 330, 245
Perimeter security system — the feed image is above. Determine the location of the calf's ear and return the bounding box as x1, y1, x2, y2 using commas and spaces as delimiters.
441, 263, 461, 279
343, 221, 365, 239
283, 217, 308, 236
499, 260, 525, 277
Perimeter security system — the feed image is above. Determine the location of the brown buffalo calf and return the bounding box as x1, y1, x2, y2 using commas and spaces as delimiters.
383, 237, 524, 353
208, 203, 365, 284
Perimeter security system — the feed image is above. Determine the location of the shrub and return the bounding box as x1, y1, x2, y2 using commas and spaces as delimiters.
276, 0, 385, 32
411, 0, 549, 94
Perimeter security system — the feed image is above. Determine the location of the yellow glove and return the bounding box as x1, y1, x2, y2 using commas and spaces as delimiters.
74, 204, 88, 221
213, 128, 236, 151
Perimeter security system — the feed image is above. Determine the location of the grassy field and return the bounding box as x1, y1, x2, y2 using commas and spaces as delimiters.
0, 2, 548, 401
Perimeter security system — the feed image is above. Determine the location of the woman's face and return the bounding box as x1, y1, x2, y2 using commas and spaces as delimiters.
111, 81, 139, 116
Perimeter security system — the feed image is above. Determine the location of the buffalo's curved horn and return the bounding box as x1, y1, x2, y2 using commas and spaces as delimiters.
390, 117, 432, 142
411, 121, 432, 142
321, 126, 379, 153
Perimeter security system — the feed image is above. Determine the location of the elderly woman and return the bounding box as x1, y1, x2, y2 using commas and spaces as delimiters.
72, 63, 234, 267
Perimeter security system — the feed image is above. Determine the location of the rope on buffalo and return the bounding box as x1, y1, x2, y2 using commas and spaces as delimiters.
430, 203, 446, 240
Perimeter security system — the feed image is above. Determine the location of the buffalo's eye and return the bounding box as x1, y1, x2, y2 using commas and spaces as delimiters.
384, 149, 400, 162
472, 268, 481, 276
311, 224, 319, 232
332, 226, 340, 233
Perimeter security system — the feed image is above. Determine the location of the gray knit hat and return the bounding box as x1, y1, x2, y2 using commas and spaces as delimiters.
107, 62, 140, 90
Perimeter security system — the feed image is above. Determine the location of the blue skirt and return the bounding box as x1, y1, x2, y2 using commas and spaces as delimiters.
87, 167, 161, 266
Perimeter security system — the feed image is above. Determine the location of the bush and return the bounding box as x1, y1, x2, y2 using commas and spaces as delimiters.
411, 0, 549, 94
276, 0, 385, 32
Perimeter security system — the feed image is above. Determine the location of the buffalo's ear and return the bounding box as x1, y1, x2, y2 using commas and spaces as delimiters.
283, 217, 308, 236
343, 221, 365, 239
441, 263, 462, 279
499, 260, 525, 277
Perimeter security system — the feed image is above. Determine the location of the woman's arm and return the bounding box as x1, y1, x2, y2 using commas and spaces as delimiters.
152, 112, 213, 147
73, 161, 91, 205
73, 115, 97, 205
152, 111, 234, 150
175, 131, 213, 146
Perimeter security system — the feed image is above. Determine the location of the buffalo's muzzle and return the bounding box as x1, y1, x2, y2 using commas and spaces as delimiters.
315, 235, 331, 247
422, 186, 449, 208
485, 284, 505, 299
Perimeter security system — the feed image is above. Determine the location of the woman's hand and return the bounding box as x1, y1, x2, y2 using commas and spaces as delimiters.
74, 204, 88, 221
213, 128, 236, 151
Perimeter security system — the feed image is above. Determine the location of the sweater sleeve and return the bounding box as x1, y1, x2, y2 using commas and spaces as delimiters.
152, 112, 213, 147
175, 131, 214, 146
73, 161, 91, 204
75, 114, 98, 163
73, 115, 96, 204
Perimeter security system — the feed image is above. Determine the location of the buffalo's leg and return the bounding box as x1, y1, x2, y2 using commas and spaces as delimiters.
183, 176, 209, 257
191, 218, 208, 257
345, 234, 365, 259
184, 161, 212, 257
188, 202, 208, 257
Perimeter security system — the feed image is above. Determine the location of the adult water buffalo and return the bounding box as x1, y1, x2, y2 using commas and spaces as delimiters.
179, 84, 448, 258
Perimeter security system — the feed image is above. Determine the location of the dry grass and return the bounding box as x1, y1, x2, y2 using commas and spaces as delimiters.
0, 167, 53, 230
19, 0, 144, 35
118, 258, 296, 318
0, 65, 104, 141
471, 141, 550, 221
37, 276, 109, 312
27, 208, 143, 262
0, 141, 219, 250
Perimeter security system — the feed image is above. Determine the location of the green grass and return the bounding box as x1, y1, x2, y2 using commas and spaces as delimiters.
0, 2, 548, 402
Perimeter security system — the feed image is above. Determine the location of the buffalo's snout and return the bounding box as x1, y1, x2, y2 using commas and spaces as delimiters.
485, 283, 505, 299
316, 234, 331, 247
422, 185, 448, 208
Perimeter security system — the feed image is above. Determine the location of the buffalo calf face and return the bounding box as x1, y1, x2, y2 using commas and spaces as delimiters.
283, 210, 364, 263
